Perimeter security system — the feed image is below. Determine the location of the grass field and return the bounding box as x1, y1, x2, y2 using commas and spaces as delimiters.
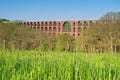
0, 50, 120, 80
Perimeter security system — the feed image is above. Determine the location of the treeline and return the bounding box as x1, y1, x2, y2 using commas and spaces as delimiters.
0, 18, 9, 22
76, 21, 120, 53
76, 12, 120, 53
0, 21, 75, 52
0, 21, 56, 51
100, 12, 120, 21
0, 12, 120, 53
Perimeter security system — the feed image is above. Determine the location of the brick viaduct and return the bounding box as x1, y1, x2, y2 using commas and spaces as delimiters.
23, 20, 97, 37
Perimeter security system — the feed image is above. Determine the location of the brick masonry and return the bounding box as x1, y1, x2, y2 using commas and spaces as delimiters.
23, 20, 97, 37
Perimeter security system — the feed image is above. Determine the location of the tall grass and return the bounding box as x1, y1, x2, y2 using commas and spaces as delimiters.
0, 50, 120, 80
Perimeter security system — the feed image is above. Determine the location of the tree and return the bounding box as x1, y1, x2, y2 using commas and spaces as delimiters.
0, 21, 55, 50
0, 18, 9, 22
56, 34, 75, 52
76, 19, 120, 53
100, 12, 120, 23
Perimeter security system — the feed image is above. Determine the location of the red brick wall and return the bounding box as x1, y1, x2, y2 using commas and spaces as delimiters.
23, 20, 97, 37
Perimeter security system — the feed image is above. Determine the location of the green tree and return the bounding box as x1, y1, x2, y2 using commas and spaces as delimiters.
56, 34, 75, 52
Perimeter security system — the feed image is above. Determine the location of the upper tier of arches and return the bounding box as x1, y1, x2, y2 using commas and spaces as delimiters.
23, 20, 97, 27
23, 20, 100, 37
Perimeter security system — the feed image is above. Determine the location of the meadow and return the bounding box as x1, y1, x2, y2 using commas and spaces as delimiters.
0, 50, 120, 80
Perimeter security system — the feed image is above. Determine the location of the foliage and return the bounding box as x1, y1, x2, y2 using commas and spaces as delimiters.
0, 50, 120, 80
0, 18, 9, 22
56, 34, 75, 52
77, 22, 120, 53
100, 12, 120, 21
0, 22, 55, 50
76, 12, 120, 53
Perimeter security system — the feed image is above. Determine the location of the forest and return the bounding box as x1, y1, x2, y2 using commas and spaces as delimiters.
0, 12, 120, 53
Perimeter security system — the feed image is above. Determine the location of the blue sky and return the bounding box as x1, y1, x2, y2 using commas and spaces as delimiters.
0, 0, 120, 21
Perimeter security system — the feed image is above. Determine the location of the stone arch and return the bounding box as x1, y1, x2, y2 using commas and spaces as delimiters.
78, 21, 82, 26
45, 27, 48, 31
58, 27, 61, 32
77, 27, 82, 32
23, 22, 26, 25
53, 27, 56, 32
63, 21, 71, 32
37, 22, 40, 26
34, 22, 36, 26
49, 27, 52, 31
90, 21, 94, 26
53, 22, 56, 26
49, 22, 52, 26
41, 27, 44, 31
73, 34, 75, 37
37, 26, 40, 29
41, 22, 44, 26
78, 33, 80, 36
27, 22, 29, 26
45, 22, 48, 26
73, 22, 75, 26
84, 21, 88, 26
73, 27, 75, 32
58, 23, 61, 26
30, 22, 33, 26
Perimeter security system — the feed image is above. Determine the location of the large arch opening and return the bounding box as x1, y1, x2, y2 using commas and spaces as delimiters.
63, 21, 71, 32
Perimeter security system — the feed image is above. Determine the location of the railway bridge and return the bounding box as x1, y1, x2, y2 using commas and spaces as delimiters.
23, 20, 97, 37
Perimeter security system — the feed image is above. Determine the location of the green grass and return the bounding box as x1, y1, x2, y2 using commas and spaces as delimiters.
0, 50, 120, 80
